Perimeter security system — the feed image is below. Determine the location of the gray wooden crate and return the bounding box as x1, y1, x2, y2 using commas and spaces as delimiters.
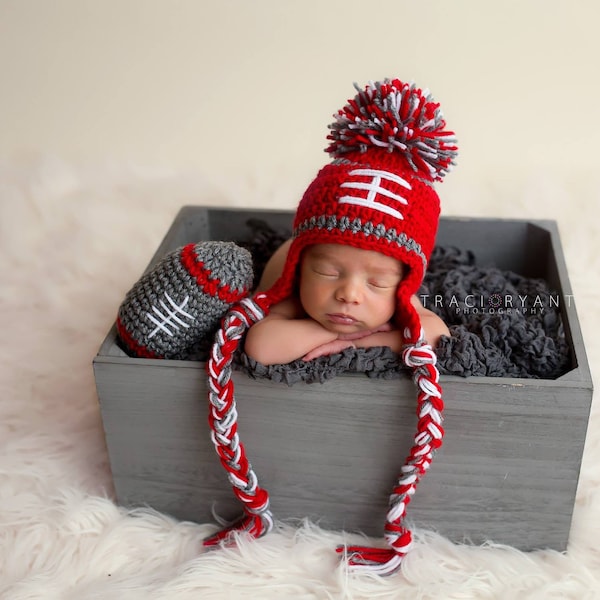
93, 206, 593, 550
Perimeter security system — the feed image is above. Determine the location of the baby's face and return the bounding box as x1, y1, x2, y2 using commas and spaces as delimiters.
298, 243, 403, 334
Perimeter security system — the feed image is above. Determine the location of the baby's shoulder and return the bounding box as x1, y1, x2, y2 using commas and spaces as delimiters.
268, 296, 305, 320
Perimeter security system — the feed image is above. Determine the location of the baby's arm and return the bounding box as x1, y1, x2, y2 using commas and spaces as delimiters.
244, 298, 341, 365
349, 296, 449, 350
411, 294, 450, 346
246, 299, 449, 364
301, 324, 394, 361
302, 297, 449, 360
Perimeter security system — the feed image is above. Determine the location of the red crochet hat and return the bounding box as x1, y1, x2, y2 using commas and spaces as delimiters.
205, 79, 458, 575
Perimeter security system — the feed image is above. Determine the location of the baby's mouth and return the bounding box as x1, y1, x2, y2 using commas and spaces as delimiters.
326, 313, 357, 325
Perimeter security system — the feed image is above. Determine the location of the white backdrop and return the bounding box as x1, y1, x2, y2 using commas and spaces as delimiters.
2, 0, 600, 207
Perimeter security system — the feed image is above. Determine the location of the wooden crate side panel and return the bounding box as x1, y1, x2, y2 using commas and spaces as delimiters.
94, 360, 588, 549
422, 379, 590, 549
206, 207, 293, 243
435, 218, 532, 274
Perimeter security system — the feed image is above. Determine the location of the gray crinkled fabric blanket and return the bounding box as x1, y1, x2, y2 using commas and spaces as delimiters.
235, 221, 570, 385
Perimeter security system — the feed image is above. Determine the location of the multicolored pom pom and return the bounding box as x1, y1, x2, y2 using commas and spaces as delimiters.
326, 78, 458, 181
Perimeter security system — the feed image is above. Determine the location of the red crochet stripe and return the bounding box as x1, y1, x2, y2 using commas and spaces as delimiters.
180, 243, 246, 303
116, 317, 160, 359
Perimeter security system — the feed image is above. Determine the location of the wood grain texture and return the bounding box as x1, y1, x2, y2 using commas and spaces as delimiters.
93, 206, 593, 551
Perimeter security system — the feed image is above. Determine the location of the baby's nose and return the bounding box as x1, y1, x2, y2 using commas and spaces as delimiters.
335, 279, 362, 303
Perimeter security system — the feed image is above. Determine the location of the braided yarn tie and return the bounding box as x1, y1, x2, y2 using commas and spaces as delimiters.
205, 312, 444, 577
203, 294, 275, 548
336, 331, 444, 576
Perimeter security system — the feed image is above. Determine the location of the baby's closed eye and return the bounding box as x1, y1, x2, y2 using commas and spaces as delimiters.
311, 263, 340, 278
368, 279, 397, 289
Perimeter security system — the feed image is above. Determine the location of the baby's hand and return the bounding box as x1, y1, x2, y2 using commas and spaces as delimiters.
302, 339, 356, 361
301, 324, 394, 361
337, 322, 393, 341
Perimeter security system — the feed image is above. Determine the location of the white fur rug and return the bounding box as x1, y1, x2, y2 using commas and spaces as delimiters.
1, 156, 599, 599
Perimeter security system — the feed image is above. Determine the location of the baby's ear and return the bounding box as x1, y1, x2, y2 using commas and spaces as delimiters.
116, 241, 254, 359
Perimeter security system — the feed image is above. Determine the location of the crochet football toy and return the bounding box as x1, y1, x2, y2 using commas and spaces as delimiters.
117, 241, 254, 360
204, 78, 458, 575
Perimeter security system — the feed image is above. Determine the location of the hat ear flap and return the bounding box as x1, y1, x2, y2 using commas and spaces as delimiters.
394, 271, 423, 346
264, 237, 306, 306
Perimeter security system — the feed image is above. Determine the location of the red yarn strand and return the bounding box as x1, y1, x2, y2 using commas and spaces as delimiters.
204, 297, 274, 548
181, 243, 249, 304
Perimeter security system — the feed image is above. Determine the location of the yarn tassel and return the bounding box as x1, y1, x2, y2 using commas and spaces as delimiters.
203, 513, 273, 547
336, 333, 443, 576
336, 545, 405, 576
